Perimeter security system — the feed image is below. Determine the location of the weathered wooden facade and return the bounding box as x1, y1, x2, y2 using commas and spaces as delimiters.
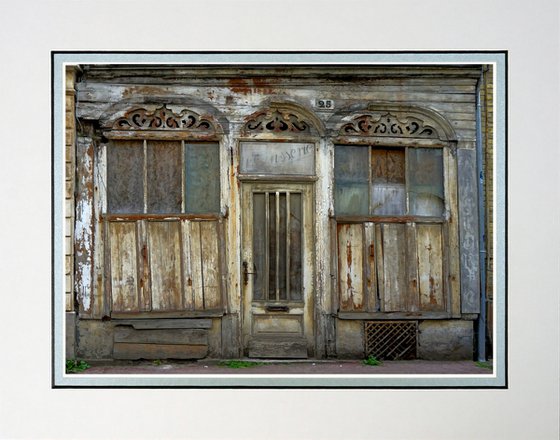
66, 64, 492, 361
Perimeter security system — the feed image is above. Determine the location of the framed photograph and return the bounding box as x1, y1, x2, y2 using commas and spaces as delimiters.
52, 51, 507, 388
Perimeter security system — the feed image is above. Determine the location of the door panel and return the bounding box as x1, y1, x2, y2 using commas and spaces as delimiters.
242, 183, 314, 358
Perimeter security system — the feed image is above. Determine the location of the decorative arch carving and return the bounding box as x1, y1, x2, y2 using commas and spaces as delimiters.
242, 103, 324, 136
340, 113, 438, 138
334, 104, 457, 142
112, 105, 218, 133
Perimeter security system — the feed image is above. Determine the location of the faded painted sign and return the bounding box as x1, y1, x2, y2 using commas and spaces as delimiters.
240, 142, 315, 175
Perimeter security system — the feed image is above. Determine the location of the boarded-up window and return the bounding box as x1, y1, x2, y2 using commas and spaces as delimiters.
335, 145, 447, 315
106, 141, 220, 214
335, 146, 444, 217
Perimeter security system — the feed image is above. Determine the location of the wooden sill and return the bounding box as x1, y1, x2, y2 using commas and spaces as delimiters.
337, 312, 452, 320
102, 213, 221, 222
110, 310, 225, 320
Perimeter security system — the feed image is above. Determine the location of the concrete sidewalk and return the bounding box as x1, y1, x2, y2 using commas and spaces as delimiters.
79, 359, 493, 375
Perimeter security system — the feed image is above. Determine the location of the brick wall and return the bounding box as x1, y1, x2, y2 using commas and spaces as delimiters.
481, 65, 494, 344
65, 67, 76, 312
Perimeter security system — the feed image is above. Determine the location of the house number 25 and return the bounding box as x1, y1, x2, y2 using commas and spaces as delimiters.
315, 99, 334, 109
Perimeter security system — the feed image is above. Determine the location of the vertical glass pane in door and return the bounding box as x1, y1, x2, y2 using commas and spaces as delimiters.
252, 193, 266, 300
252, 191, 303, 302
288, 193, 303, 300
278, 193, 287, 300
268, 193, 277, 300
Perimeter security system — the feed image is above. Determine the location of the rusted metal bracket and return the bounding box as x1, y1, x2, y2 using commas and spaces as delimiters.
242, 261, 256, 286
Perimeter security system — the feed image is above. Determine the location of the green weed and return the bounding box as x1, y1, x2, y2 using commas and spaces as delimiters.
475, 361, 492, 369
66, 359, 90, 374
218, 360, 264, 369
362, 355, 382, 366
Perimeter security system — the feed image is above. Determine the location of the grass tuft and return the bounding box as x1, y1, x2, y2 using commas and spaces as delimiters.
218, 360, 264, 369
66, 359, 90, 374
475, 361, 492, 369
362, 355, 382, 366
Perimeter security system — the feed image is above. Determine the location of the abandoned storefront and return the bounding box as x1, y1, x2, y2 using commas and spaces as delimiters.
65, 64, 492, 361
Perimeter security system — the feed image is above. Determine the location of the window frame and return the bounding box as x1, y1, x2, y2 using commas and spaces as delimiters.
101, 105, 223, 221
96, 105, 227, 319
331, 107, 460, 319
333, 143, 446, 222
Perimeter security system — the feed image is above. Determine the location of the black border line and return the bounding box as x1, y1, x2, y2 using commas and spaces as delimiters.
504, 50, 509, 389
51, 51, 55, 390
51, 50, 508, 389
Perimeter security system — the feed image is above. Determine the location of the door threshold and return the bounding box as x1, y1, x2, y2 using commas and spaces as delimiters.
247, 336, 308, 359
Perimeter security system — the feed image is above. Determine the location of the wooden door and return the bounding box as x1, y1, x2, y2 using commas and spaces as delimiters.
241, 182, 314, 358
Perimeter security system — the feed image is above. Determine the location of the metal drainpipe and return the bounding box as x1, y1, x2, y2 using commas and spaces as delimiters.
476, 67, 488, 362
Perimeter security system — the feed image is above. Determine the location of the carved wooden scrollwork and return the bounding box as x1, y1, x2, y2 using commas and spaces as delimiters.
244, 109, 311, 134
340, 112, 439, 139
113, 105, 215, 132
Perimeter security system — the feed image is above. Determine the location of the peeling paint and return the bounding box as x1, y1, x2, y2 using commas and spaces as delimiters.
75, 196, 93, 311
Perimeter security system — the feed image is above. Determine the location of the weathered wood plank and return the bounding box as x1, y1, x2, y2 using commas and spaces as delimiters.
405, 223, 420, 312
445, 112, 476, 122
113, 343, 207, 360
112, 311, 224, 320
181, 220, 195, 311
114, 327, 207, 345
329, 219, 339, 314
338, 311, 450, 320
417, 224, 445, 311
364, 223, 377, 312
337, 223, 364, 311
374, 224, 384, 309
137, 220, 151, 311
221, 314, 240, 358
109, 222, 139, 313
75, 134, 95, 316
76, 77, 477, 99
253, 314, 303, 335
445, 148, 462, 317
247, 337, 308, 359
200, 221, 222, 309
458, 148, 481, 313
115, 318, 213, 329
381, 224, 407, 312
189, 221, 204, 310
93, 143, 108, 318
77, 84, 476, 105
217, 220, 228, 312
148, 221, 183, 311
80, 67, 480, 82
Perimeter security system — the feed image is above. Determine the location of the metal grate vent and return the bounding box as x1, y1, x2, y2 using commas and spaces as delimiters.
364, 321, 417, 360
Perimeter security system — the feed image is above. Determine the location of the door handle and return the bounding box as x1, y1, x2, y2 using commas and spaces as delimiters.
242, 261, 257, 286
